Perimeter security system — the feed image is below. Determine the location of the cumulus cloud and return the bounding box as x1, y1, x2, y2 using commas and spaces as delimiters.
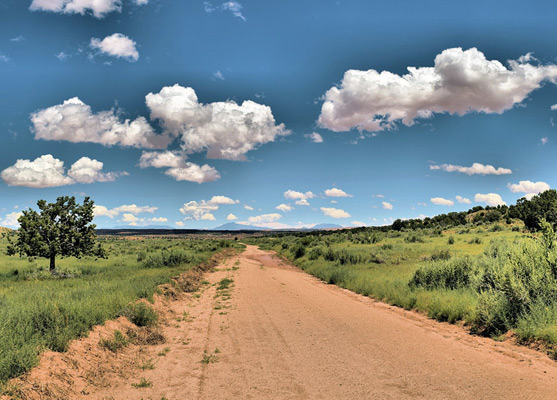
541, 137, 549, 145
430, 197, 454, 206
90, 33, 139, 62
31, 98, 170, 149
243, 205, 254, 211
165, 164, 220, 183
305, 132, 323, 143
30, 0, 122, 18
175, 221, 184, 227
209, 195, 238, 205
508, 180, 550, 199
139, 150, 219, 183
382, 201, 393, 210
276, 204, 293, 212
551, 104, 557, 111
201, 213, 216, 221
295, 199, 310, 206
94, 204, 157, 219
227, 213, 238, 221
324, 188, 352, 197
456, 195, 471, 204
351, 220, 366, 226
284, 190, 315, 200
1, 211, 23, 227
145, 85, 289, 161
179, 201, 218, 220
320, 207, 351, 218
430, 162, 512, 175
67, 157, 123, 183
179, 195, 237, 220
474, 193, 506, 206
318, 47, 557, 133
1, 154, 122, 188
248, 213, 282, 224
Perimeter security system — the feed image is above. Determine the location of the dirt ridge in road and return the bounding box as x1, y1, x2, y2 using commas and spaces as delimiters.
5, 245, 557, 399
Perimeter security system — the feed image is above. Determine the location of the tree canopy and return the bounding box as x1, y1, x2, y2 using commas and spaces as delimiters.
7, 196, 106, 272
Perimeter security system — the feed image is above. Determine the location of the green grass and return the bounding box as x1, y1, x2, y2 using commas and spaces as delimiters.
0, 236, 240, 384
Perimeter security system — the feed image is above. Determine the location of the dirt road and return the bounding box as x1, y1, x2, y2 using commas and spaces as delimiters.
13, 245, 557, 399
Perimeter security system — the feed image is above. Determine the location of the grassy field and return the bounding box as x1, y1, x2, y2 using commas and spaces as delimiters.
0, 235, 240, 383
245, 223, 557, 356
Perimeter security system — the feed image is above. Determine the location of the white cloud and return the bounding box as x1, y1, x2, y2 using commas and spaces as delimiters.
204, 1, 246, 21
139, 150, 185, 168
474, 193, 506, 206
541, 137, 549, 145
295, 199, 310, 206
165, 164, 220, 183
508, 180, 550, 198
284, 190, 315, 200
551, 104, 557, 111
430, 197, 454, 206
373, 194, 385, 198
150, 217, 167, 223
30, 0, 122, 18
213, 70, 224, 80
209, 195, 238, 205
175, 221, 184, 227
10, 36, 24, 42
31, 97, 169, 149
382, 201, 393, 210
324, 188, 352, 197
248, 213, 282, 224
0, 53, 9, 63
243, 205, 254, 211
90, 33, 139, 62
305, 132, 323, 143
351, 220, 366, 226
430, 162, 512, 175
276, 203, 293, 212
121, 213, 139, 223
318, 47, 557, 133
146, 85, 289, 161
456, 195, 471, 204
94, 204, 157, 219
201, 213, 216, 221
227, 213, 238, 221
56, 51, 70, 61
320, 207, 351, 218
134, 0, 148, 4
139, 150, 219, 183
67, 157, 123, 183
179, 200, 218, 220
1, 154, 122, 188
1, 211, 23, 228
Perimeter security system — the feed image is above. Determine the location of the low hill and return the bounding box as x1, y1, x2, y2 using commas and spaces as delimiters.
213, 222, 267, 231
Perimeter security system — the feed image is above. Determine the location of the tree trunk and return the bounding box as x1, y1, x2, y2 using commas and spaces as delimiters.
49, 254, 55, 272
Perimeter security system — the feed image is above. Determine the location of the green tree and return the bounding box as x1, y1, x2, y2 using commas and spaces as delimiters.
6, 196, 106, 272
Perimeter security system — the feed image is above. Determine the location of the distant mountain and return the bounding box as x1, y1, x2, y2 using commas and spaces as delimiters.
310, 223, 344, 230
111, 225, 173, 230
213, 222, 267, 231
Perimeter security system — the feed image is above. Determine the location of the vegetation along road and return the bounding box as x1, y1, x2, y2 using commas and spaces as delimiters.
16, 244, 557, 399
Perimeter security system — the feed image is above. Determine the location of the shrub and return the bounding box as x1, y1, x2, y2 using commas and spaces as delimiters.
447, 236, 455, 245
121, 302, 158, 327
410, 256, 476, 290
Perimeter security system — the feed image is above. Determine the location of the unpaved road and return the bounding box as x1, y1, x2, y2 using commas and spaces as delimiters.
13, 245, 557, 399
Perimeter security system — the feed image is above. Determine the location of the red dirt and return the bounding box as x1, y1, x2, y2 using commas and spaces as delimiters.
6, 245, 557, 399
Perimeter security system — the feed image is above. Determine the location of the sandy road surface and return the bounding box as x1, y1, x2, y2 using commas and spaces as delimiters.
11, 245, 557, 399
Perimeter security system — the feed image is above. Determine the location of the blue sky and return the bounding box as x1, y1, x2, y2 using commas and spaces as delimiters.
1, 0, 556, 229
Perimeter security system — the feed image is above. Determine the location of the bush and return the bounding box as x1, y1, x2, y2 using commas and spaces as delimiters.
410, 256, 476, 290
142, 250, 193, 268
121, 302, 158, 327
447, 236, 455, 245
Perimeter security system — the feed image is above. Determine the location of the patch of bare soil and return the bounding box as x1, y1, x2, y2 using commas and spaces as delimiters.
5, 245, 557, 399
